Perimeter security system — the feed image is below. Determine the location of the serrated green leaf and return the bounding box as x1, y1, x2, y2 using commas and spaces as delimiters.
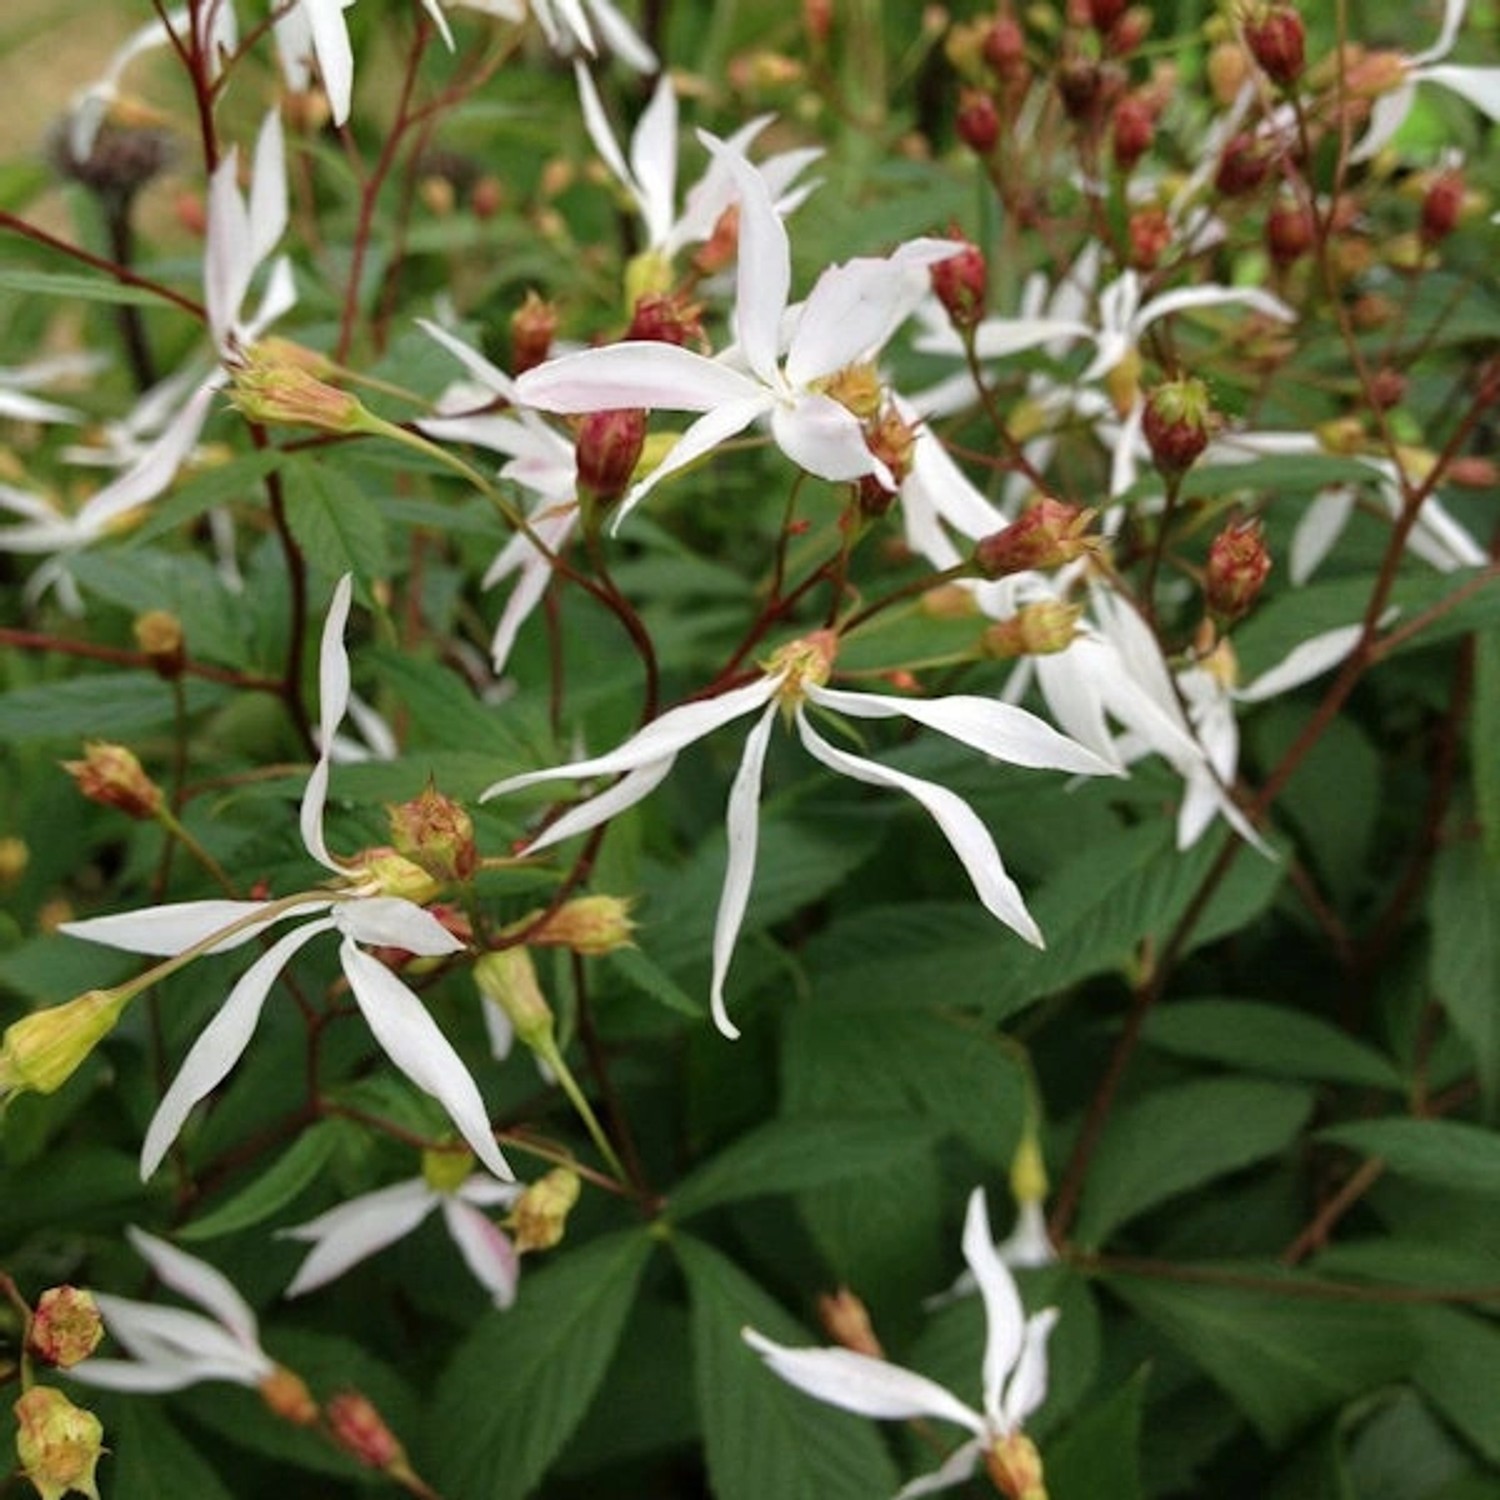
1115, 1274, 1414, 1445
178, 1124, 341, 1240
366, 646, 531, 761
0, 673, 227, 743
1321, 1117, 1500, 1197
1075, 1078, 1314, 1245
281, 457, 389, 585
1143, 999, 1402, 1090
1429, 842, 1500, 1115
425, 1229, 652, 1498
671, 1115, 942, 1220
604, 943, 704, 1018
675, 1233, 901, 1500
1046, 1368, 1148, 1500
133, 449, 288, 543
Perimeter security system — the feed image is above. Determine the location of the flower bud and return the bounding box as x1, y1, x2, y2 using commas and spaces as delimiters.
1010, 1133, 1049, 1205
474, 948, 555, 1053
985, 1430, 1047, 1500
693, 203, 740, 276
575, 408, 647, 508
0, 837, 29, 890
1105, 5, 1152, 56
1420, 169, 1466, 244
133, 610, 186, 678
1126, 205, 1172, 269
1243, 4, 1305, 87
1055, 57, 1104, 122
856, 406, 920, 518
1205, 517, 1271, 620
1447, 455, 1500, 488
817, 1289, 884, 1359
626, 292, 705, 348
1, 988, 131, 1100
28, 1288, 104, 1370
353, 849, 442, 906
14, 1387, 104, 1500
1214, 132, 1270, 197
228, 344, 366, 434
63, 743, 162, 820
1366, 366, 1406, 412
509, 1167, 581, 1252
1111, 96, 1154, 170
930, 238, 988, 330
1265, 197, 1315, 266
524, 895, 637, 956
981, 600, 1083, 659
259, 1367, 318, 1427
1086, 0, 1126, 30
510, 290, 558, 375
1207, 39, 1250, 104
387, 785, 477, 884
983, 16, 1027, 79
804, 0, 834, 46
470, 174, 504, 219
973, 500, 1095, 578
1141, 377, 1219, 474
957, 88, 1001, 154
325, 1390, 408, 1471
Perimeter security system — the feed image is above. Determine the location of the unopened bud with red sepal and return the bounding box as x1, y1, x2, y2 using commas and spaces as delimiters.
387, 785, 477, 884
524, 895, 637, 956
63, 743, 162, 820
983, 16, 1027, 80
1205, 517, 1272, 620
510, 290, 558, 375
627, 292, 705, 348
1421, 169, 1466, 244
1112, 96, 1154, 170
931, 237, 988, 331
1266, 197, 1315, 266
575, 408, 647, 509
957, 88, 1001, 154
974, 500, 1097, 578
981, 600, 1083, 658
1243, 4, 1305, 87
1214, 133, 1270, 197
28, 1288, 104, 1370
1142, 377, 1220, 475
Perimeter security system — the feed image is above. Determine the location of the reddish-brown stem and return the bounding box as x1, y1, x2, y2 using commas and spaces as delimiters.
0, 629, 279, 692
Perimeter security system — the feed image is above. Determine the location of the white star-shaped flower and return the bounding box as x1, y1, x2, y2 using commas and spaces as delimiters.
745, 1188, 1057, 1500
484, 633, 1110, 1038
61, 576, 510, 1182
531, 0, 655, 71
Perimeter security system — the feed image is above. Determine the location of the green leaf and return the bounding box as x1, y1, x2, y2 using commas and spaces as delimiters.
426, 1229, 653, 1498
1046, 1369, 1148, 1500
93, 1395, 236, 1500
1321, 1117, 1500, 1197
0, 673, 227, 743
0, 266, 174, 307
365, 646, 532, 762
1075, 1078, 1314, 1245
281, 456, 390, 585
1142, 999, 1402, 1090
1429, 842, 1500, 1114
604, 943, 704, 1019
0, 1147, 149, 1236
1475, 631, 1500, 859
178, 1124, 341, 1240
670, 1115, 942, 1220
675, 1233, 901, 1500
1115, 1274, 1414, 1446
1412, 1306, 1500, 1467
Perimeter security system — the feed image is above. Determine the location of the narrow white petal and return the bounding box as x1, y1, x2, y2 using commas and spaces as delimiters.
488, 511, 577, 673
141, 920, 333, 1178
248, 112, 289, 268
517, 755, 677, 853
457, 1174, 526, 1209
205, 146, 250, 349
484, 676, 780, 800
300, 573, 354, 872
795, 712, 1043, 946
807, 686, 1112, 777
575, 61, 636, 206
67, 1354, 200, 1394
1418, 0, 1468, 66
418, 0, 456, 48
1135, 282, 1293, 332
1290, 489, 1354, 584
630, 72, 679, 250
334, 897, 466, 956
1422, 65, 1500, 121
968, 315, 1090, 360
516, 342, 760, 414
61, 898, 302, 957
418, 318, 522, 403
341, 940, 513, 1180
1411, 495, 1487, 570
585, 0, 657, 71
709, 705, 777, 1041
303, 0, 355, 124
1001, 1308, 1058, 1429
283, 1182, 437, 1296
441, 1197, 521, 1308
962, 1188, 1026, 1425
892, 1439, 985, 1500
772, 393, 886, 484
1237, 624, 1363, 703
742, 1330, 985, 1432
1351, 85, 1418, 163
125, 1228, 264, 1352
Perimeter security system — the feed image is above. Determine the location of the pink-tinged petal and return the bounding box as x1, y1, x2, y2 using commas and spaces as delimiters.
784, 241, 956, 388
517, 755, 677, 854
961, 1188, 1025, 1424
892, 1438, 984, 1500
1002, 1308, 1058, 1430
441, 1197, 521, 1308
484, 676, 780, 800
68, 1352, 202, 1394
772, 393, 886, 485
125, 1227, 264, 1351
299, 573, 354, 872
141, 919, 333, 1177
61, 898, 305, 957
419, 318, 523, 403
703, 135, 789, 387
248, 112, 289, 269
630, 72, 679, 249
742, 1329, 985, 1433
340, 939, 512, 1181
611, 394, 771, 527
336, 896, 466, 956
282, 1180, 437, 1295
1237, 624, 1363, 703
518, 342, 761, 415
710, 703, 777, 1040
303, 0, 355, 124
796, 711, 1043, 947
585, 0, 657, 71
808, 686, 1112, 777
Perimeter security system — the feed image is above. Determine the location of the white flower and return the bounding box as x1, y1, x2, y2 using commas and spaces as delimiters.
483, 634, 1110, 1038
1352, 0, 1500, 162
70, 1228, 278, 1395
745, 1188, 1057, 1500
515, 140, 957, 529
0, 353, 104, 425
531, 0, 655, 72
61, 576, 510, 1183
281, 1171, 522, 1306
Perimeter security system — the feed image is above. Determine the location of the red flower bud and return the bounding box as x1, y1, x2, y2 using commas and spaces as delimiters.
626, 292, 705, 347
1127, 205, 1172, 269
957, 88, 1001, 154
1111, 96, 1155, 170
930, 237, 988, 330
1106, 5, 1153, 55
974, 499, 1095, 577
983, 16, 1027, 77
1142, 377, 1219, 474
1206, 517, 1272, 620
1215, 133, 1271, 197
62, 743, 162, 820
510, 290, 558, 376
1244, 4, 1306, 87
1086, 0, 1127, 30
575, 408, 647, 506
1421, 169, 1465, 243
1366, 366, 1406, 411
1265, 197, 1315, 265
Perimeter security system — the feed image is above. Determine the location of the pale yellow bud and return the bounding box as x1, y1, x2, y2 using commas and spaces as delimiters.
474, 949, 554, 1053
509, 1168, 582, 1253
14, 1387, 103, 1500
0, 989, 130, 1100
